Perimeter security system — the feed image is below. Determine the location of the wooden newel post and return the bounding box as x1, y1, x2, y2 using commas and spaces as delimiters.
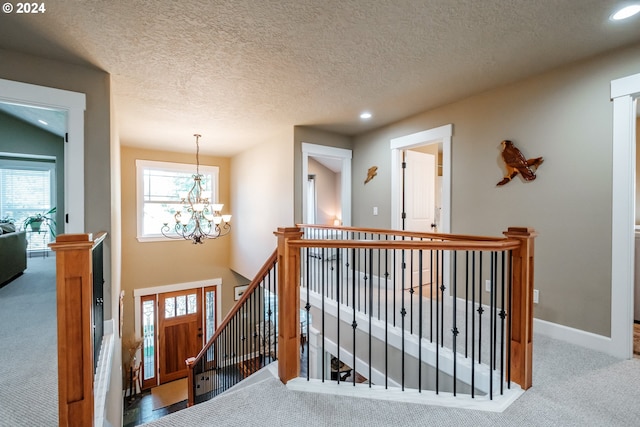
274, 227, 303, 384
185, 357, 196, 407
503, 227, 537, 390
49, 233, 98, 427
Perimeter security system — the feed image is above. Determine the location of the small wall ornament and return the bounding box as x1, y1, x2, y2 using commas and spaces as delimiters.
365, 166, 378, 184
497, 140, 543, 186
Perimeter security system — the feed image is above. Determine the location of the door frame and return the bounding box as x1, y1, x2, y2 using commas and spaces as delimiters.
0, 78, 86, 233
391, 124, 452, 295
611, 72, 640, 359
133, 278, 223, 386
301, 143, 352, 226
390, 124, 452, 234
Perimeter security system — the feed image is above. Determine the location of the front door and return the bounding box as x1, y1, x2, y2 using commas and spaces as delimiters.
158, 289, 203, 384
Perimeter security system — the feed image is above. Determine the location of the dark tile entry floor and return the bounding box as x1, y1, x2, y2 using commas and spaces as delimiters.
123, 390, 187, 427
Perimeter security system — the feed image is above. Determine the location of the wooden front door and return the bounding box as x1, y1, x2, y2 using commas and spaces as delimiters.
158, 289, 203, 384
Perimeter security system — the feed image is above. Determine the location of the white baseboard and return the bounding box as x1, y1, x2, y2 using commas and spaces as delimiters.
533, 318, 613, 356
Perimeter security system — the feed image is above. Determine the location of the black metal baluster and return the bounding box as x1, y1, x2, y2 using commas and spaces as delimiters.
409, 242, 415, 334
364, 240, 368, 316
500, 251, 506, 395
435, 248, 440, 394
401, 247, 407, 391
352, 247, 358, 387
490, 252, 495, 400
439, 250, 445, 348
385, 247, 389, 389
321, 247, 326, 382
452, 251, 458, 396
418, 249, 423, 392
369, 248, 373, 388
465, 251, 469, 358
507, 250, 513, 389
477, 251, 483, 365
306, 249, 311, 381
430, 245, 434, 343
337, 246, 341, 385
471, 251, 476, 398
393, 239, 397, 327
493, 251, 499, 371
378, 234, 382, 321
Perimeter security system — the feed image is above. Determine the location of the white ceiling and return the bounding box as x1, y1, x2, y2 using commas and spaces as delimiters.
0, 1, 639, 156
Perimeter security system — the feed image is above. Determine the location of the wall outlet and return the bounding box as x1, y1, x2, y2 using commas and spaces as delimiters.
485, 279, 491, 292
373, 206, 378, 216
533, 289, 539, 304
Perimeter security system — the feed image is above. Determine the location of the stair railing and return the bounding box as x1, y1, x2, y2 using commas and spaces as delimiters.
49, 232, 108, 427
277, 225, 535, 396
186, 250, 278, 406
187, 225, 535, 406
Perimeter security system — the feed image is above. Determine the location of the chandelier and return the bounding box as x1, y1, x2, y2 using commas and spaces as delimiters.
161, 134, 231, 244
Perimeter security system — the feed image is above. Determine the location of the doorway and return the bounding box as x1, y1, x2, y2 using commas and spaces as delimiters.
390, 124, 451, 234
135, 280, 221, 388
611, 73, 640, 359
390, 124, 452, 294
0, 78, 85, 233
302, 143, 352, 226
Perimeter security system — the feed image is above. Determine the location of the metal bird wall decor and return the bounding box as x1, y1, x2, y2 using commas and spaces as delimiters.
497, 140, 543, 186
365, 166, 378, 184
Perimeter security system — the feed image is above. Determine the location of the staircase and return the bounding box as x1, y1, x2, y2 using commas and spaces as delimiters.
186, 224, 536, 409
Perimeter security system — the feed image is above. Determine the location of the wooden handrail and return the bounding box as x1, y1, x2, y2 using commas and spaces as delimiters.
49, 232, 108, 427
298, 223, 509, 242
186, 249, 278, 406
288, 238, 521, 252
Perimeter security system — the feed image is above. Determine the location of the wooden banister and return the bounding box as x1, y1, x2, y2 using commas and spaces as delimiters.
274, 227, 303, 384
298, 223, 510, 242
503, 227, 536, 390
49, 232, 107, 427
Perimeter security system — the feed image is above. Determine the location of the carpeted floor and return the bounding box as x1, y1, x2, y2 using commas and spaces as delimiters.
142, 334, 640, 427
3, 255, 640, 427
0, 255, 58, 427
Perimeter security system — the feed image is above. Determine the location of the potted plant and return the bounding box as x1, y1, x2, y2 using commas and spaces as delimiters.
0, 215, 15, 225
23, 207, 56, 236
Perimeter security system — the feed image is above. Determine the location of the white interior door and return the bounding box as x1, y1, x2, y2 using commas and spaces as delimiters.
405, 150, 435, 231
405, 150, 436, 288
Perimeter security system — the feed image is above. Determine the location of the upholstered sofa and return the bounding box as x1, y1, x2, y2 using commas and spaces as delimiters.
0, 229, 27, 285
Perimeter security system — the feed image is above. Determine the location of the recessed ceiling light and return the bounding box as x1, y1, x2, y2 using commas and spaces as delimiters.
360, 112, 372, 120
38, 119, 48, 125
611, 4, 640, 20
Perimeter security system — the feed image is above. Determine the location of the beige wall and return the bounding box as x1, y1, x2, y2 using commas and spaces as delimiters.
119, 146, 248, 346
230, 133, 294, 279
352, 43, 640, 337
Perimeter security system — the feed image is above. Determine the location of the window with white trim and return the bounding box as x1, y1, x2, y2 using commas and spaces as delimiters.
0, 156, 56, 245
136, 159, 219, 242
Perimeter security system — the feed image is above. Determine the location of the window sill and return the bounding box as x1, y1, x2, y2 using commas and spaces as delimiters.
136, 235, 176, 243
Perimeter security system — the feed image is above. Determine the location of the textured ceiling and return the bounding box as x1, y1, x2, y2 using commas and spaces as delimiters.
1, 0, 639, 156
